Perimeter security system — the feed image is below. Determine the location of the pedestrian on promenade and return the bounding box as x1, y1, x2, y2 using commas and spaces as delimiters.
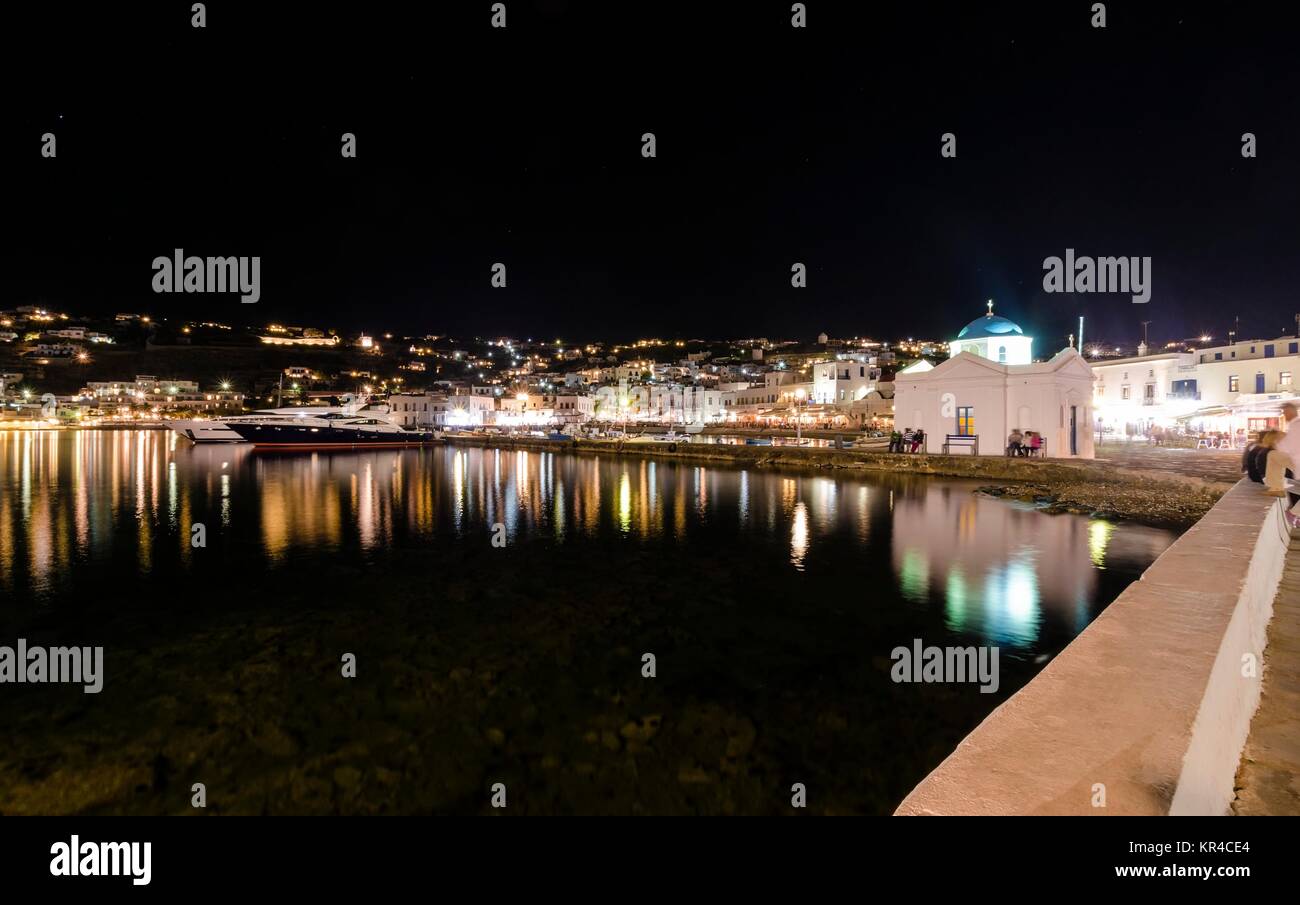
1277, 404, 1300, 525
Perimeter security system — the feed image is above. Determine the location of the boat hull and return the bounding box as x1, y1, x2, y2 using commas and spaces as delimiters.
227, 423, 440, 449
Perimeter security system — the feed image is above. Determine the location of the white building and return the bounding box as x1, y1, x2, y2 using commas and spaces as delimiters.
1091, 334, 1300, 437
496, 393, 554, 427
895, 307, 1096, 458
550, 393, 597, 424
388, 392, 449, 428
811, 356, 880, 404
446, 392, 496, 427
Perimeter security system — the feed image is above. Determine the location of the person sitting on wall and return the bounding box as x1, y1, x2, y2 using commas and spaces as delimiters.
1026, 431, 1042, 457
902, 428, 914, 452
911, 429, 924, 453
1247, 431, 1273, 484
1007, 429, 1023, 457
889, 428, 902, 453
1242, 431, 1265, 478
1263, 431, 1294, 497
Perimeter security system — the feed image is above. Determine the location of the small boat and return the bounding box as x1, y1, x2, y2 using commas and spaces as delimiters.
627, 431, 692, 444
744, 437, 773, 446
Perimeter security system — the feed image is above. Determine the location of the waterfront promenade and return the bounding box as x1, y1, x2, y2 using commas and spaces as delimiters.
894, 482, 1291, 815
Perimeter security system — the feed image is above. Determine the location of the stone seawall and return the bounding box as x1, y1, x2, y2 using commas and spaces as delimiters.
442, 435, 1224, 526
894, 481, 1291, 816
444, 434, 1096, 482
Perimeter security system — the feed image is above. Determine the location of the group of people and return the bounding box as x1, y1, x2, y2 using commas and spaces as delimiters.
1243, 402, 1300, 529
888, 428, 925, 453
1005, 429, 1043, 457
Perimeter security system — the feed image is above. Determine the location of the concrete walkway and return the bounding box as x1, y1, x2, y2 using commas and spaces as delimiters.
1092, 442, 1243, 486
1233, 542, 1300, 815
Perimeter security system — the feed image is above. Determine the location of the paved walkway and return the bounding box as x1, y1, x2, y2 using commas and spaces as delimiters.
1092, 441, 1244, 486
1233, 542, 1300, 815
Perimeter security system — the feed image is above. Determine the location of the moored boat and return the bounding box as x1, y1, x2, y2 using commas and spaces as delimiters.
225, 415, 440, 449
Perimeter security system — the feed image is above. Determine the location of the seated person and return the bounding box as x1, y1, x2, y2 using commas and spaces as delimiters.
1265, 433, 1294, 497
1242, 431, 1265, 475
1007, 429, 1023, 456
1247, 431, 1275, 484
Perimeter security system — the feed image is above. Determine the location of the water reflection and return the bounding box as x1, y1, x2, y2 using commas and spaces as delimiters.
0, 431, 1178, 656
889, 486, 1172, 649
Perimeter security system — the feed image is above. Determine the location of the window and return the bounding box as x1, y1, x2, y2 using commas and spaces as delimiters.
1097, 385, 1105, 397
956, 406, 975, 436
1282, 372, 1293, 387
1215, 352, 1223, 361
1291, 343, 1298, 355
998, 345, 1007, 363
1144, 383, 1155, 400
1229, 375, 1239, 393
1149, 369, 1155, 377
1121, 385, 1131, 400
1266, 344, 1276, 358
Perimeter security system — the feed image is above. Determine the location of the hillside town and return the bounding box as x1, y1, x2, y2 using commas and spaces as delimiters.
4, 301, 1300, 454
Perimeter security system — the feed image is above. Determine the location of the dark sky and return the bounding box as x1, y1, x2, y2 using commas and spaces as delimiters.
4, 1, 1299, 348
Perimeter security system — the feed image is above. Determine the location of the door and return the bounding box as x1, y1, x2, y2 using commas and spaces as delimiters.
1256, 373, 1266, 393
1069, 405, 1078, 456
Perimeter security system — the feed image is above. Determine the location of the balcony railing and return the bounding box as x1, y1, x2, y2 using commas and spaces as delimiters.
1166, 391, 1202, 401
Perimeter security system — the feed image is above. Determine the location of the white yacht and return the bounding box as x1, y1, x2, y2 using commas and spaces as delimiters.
168, 396, 387, 444
224, 414, 439, 449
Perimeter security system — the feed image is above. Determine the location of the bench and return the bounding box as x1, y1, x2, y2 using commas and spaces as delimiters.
942, 434, 978, 455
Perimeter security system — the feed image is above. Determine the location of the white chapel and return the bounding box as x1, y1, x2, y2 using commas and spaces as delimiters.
893, 303, 1096, 458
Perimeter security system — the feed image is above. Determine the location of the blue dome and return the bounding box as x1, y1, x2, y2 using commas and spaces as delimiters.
957, 314, 1024, 340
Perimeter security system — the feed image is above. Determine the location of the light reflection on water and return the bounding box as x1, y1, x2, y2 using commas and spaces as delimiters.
0, 430, 1178, 655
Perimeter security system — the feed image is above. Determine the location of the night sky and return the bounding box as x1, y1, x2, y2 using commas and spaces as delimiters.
4, 1, 1299, 348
